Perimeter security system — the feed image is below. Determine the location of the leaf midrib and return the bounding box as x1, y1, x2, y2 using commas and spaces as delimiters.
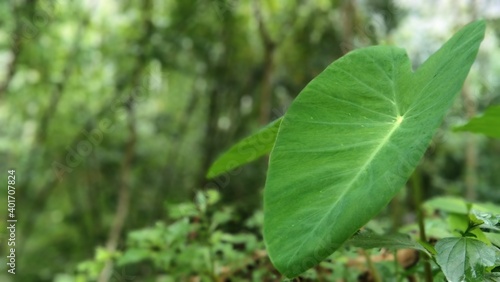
285, 113, 404, 268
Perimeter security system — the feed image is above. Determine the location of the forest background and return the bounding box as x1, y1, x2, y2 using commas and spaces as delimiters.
1, 0, 500, 281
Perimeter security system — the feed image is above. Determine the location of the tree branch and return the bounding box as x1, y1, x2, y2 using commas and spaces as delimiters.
98, 96, 137, 282
252, 0, 276, 125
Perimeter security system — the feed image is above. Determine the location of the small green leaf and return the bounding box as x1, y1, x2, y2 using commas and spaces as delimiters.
117, 249, 151, 266
205, 189, 221, 205
195, 191, 207, 213
474, 202, 500, 215
485, 272, 500, 282
424, 196, 500, 217
418, 240, 437, 256
454, 105, 500, 138
435, 237, 496, 282
167, 202, 198, 219
485, 233, 500, 247
264, 20, 485, 277
347, 230, 430, 256
209, 207, 234, 231
425, 196, 469, 214
447, 213, 490, 244
472, 210, 500, 232
469, 211, 486, 226
206, 118, 282, 179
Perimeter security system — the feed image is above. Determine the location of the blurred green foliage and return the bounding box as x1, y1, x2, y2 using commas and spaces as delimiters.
455, 105, 500, 138
0, 0, 499, 281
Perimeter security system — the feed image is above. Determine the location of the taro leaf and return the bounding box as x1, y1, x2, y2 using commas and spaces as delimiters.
454, 105, 500, 138
435, 237, 496, 282
347, 230, 430, 256
263, 20, 485, 277
206, 117, 282, 179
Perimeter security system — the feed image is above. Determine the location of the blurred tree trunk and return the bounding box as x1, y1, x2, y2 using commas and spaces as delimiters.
0, 0, 38, 96
341, 0, 356, 53
197, 2, 243, 191
462, 81, 478, 201
253, 0, 276, 125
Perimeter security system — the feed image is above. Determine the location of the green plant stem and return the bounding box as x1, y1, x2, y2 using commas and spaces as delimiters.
393, 249, 400, 281
390, 192, 404, 232
200, 210, 218, 282
361, 249, 382, 282
411, 169, 433, 282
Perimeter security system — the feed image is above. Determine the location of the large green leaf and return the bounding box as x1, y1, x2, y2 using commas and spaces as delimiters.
454, 105, 500, 138
263, 20, 485, 277
435, 237, 496, 282
206, 118, 282, 179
